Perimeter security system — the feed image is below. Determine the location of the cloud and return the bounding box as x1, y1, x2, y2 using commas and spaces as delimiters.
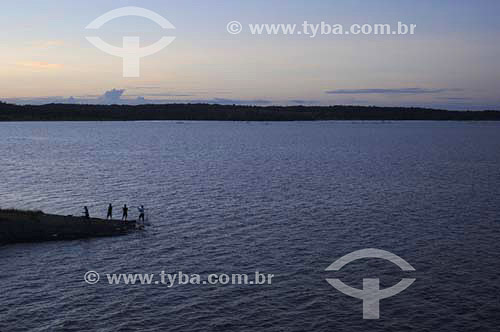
437, 97, 471, 101
28, 40, 64, 49
325, 88, 457, 95
16, 62, 64, 70
210, 98, 271, 105
2, 96, 66, 105
100, 89, 125, 104
3, 91, 499, 110
289, 99, 319, 105
127, 92, 194, 98
131, 86, 161, 90
123, 97, 272, 105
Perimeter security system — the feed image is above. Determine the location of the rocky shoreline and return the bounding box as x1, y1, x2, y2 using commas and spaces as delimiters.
0, 209, 141, 244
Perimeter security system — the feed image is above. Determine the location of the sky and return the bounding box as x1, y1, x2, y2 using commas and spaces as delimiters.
1, 0, 499, 109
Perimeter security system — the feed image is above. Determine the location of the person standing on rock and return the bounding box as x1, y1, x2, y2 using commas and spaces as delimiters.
107, 204, 113, 220
138, 205, 145, 222
122, 204, 128, 221
84, 206, 90, 219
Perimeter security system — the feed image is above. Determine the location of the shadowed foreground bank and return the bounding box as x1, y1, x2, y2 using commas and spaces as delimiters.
0, 209, 139, 244
1, 102, 500, 121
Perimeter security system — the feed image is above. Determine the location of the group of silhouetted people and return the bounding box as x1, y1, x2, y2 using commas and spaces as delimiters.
83, 204, 145, 222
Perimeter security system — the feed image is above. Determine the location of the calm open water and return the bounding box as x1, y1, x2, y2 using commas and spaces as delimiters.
1, 121, 500, 331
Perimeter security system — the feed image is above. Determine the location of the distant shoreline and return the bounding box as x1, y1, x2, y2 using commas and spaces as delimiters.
1, 102, 500, 121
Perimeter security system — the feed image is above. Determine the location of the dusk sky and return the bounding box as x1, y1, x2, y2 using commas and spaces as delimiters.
1, 0, 499, 109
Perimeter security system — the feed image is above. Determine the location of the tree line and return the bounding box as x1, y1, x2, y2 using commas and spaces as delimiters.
1, 102, 499, 121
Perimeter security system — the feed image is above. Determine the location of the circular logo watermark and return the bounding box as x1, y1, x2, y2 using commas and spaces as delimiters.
84, 271, 100, 284
85, 6, 176, 78
227, 21, 243, 34
325, 249, 415, 319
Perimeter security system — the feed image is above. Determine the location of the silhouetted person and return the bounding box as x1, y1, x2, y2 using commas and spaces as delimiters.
138, 205, 145, 222
122, 204, 128, 221
107, 204, 113, 220
84, 206, 90, 219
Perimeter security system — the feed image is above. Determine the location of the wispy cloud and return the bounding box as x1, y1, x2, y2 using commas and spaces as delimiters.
437, 97, 471, 101
1, 90, 274, 106
289, 99, 319, 105
325, 88, 458, 95
210, 98, 272, 105
16, 62, 64, 70
3, 91, 498, 110
131, 86, 161, 90
128, 92, 194, 98
28, 40, 64, 49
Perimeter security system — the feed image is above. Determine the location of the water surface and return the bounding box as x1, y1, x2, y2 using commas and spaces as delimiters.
1, 121, 499, 331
